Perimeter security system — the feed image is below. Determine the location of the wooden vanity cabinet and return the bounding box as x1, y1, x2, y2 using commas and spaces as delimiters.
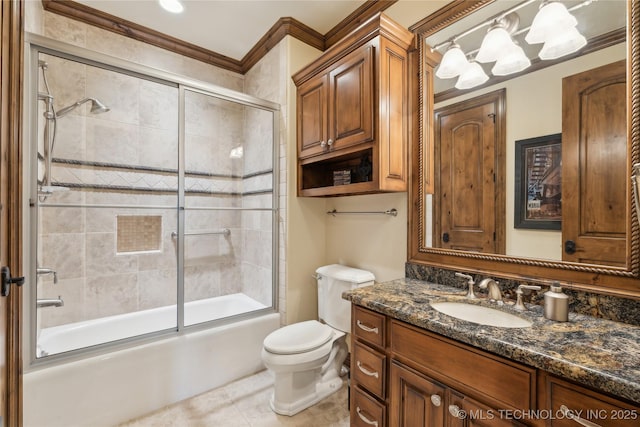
351, 304, 640, 427
293, 13, 413, 197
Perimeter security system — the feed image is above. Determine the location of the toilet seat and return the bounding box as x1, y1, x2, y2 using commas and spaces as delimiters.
263, 320, 333, 355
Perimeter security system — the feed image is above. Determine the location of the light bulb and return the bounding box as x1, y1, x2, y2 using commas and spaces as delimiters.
455, 61, 489, 90
436, 44, 470, 79
526, 1, 578, 45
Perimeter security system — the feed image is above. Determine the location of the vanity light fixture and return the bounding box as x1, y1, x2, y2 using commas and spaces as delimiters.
159, 0, 184, 14
432, 0, 595, 90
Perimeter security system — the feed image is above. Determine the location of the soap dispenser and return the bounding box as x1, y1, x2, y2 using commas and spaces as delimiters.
544, 282, 569, 322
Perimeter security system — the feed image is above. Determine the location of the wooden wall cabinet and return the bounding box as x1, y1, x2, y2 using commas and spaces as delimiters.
351, 305, 640, 427
293, 13, 413, 197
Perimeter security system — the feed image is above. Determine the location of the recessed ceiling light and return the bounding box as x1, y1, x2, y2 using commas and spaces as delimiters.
159, 0, 184, 14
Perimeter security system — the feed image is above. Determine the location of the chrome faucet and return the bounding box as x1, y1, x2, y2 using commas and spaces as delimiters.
37, 267, 58, 284
36, 296, 64, 308
478, 278, 502, 303
455, 272, 477, 299
514, 285, 541, 310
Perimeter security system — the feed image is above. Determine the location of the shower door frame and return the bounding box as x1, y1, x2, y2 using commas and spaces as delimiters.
24, 33, 281, 367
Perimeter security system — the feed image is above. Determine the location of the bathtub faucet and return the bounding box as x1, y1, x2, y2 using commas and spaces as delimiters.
37, 296, 64, 308
37, 267, 58, 284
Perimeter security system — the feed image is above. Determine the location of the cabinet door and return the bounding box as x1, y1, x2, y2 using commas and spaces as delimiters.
390, 362, 446, 427
328, 44, 375, 152
297, 73, 329, 159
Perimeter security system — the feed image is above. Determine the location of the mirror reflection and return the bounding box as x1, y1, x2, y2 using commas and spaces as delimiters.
422, 0, 627, 267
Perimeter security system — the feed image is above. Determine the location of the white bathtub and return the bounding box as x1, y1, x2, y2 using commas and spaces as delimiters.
24, 294, 280, 427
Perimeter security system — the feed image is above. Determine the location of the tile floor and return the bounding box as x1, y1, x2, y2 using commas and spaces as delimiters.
118, 370, 350, 427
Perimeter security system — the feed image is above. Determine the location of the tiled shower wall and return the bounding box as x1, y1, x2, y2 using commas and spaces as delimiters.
33, 9, 280, 328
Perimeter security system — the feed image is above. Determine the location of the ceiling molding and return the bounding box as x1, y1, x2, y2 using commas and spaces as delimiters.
410, 0, 492, 36
42, 0, 396, 75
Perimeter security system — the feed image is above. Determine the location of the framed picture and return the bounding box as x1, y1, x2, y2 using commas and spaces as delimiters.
514, 134, 562, 230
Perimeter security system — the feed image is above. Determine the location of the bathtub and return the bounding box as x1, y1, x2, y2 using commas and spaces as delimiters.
24, 293, 280, 427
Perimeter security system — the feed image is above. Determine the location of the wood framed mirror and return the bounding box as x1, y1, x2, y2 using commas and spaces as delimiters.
409, 0, 640, 298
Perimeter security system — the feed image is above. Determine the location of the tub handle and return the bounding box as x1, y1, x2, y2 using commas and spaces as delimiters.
356, 407, 378, 427
356, 361, 379, 378
356, 320, 378, 334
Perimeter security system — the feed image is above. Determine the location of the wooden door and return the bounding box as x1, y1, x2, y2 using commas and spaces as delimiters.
434, 90, 505, 253
1, 1, 24, 425
297, 72, 329, 159
328, 43, 374, 152
389, 362, 446, 427
562, 60, 627, 266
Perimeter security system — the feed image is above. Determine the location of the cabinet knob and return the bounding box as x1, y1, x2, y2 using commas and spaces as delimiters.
560, 405, 603, 427
327, 138, 334, 146
430, 394, 442, 407
448, 404, 464, 419
356, 407, 379, 427
320, 140, 327, 148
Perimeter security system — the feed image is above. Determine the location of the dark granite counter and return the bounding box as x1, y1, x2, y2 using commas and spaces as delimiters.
343, 278, 640, 404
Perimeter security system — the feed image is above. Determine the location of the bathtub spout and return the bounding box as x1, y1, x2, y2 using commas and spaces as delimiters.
37, 296, 64, 308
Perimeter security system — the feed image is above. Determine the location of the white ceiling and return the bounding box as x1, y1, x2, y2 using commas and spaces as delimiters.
75, 0, 449, 60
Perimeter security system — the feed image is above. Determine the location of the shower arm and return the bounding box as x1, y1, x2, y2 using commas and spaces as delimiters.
56, 98, 92, 118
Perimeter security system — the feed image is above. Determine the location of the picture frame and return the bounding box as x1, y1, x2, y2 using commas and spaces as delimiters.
514, 134, 562, 230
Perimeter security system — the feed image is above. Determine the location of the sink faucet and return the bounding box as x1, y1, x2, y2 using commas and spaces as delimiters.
36, 296, 64, 308
478, 278, 502, 303
514, 285, 541, 310
455, 272, 477, 299
37, 267, 58, 284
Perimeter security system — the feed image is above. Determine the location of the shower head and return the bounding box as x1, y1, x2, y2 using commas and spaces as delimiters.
56, 97, 110, 118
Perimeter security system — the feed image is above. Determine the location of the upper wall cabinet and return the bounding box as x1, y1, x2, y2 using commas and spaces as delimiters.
293, 13, 414, 197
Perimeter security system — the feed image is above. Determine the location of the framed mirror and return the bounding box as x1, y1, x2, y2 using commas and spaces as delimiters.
409, 0, 640, 297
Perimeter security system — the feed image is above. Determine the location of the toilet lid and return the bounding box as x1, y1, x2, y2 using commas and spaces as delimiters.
264, 320, 333, 355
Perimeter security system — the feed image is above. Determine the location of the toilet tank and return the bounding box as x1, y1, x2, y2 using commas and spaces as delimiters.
316, 264, 375, 333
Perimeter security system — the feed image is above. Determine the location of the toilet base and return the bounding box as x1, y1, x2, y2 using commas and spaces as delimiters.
269, 375, 345, 416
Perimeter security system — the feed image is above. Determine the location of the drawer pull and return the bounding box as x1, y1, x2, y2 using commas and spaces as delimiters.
356, 407, 379, 427
320, 140, 327, 148
356, 320, 379, 334
560, 405, 603, 427
430, 394, 442, 407
449, 404, 464, 419
356, 361, 379, 378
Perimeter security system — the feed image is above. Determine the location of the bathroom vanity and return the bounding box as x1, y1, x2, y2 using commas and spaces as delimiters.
344, 279, 640, 427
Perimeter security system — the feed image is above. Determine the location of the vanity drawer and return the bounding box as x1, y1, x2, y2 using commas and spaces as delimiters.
543, 374, 640, 427
390, 320, 535, 411
353, 305, 386, 348
352, 386, 386, 427
353, 340, 386, 398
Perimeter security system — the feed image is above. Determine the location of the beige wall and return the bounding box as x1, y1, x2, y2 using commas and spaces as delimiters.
435, 43, 626, 261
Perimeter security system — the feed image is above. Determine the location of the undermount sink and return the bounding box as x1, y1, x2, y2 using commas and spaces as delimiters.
430, 302, 533, 328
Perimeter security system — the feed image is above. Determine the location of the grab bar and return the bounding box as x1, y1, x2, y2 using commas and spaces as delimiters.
171, 229, 231, 238
327, 208, 397, 217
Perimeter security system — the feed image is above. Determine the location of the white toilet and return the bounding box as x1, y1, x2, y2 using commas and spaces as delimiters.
261, 264, 375, 416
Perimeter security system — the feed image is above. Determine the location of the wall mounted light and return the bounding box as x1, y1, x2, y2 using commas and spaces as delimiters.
431, 0, 594, 90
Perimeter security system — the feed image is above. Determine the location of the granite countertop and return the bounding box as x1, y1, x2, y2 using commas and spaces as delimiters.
343, 278, 640, 404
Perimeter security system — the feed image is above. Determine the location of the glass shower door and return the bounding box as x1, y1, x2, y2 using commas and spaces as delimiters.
182, 89, 276, 326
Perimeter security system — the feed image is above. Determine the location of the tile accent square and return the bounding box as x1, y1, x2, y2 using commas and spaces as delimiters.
117, 215, 162, 253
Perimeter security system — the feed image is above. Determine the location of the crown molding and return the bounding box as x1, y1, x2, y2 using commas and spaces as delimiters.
42, 0, 397, 75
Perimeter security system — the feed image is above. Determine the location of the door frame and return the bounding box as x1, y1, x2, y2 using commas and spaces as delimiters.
1, 0, 24, 425
433, 89, 506, 255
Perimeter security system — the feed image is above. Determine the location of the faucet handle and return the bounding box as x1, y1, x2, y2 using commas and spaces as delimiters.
514, 284, 542, 310
455, 272, 476, 299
